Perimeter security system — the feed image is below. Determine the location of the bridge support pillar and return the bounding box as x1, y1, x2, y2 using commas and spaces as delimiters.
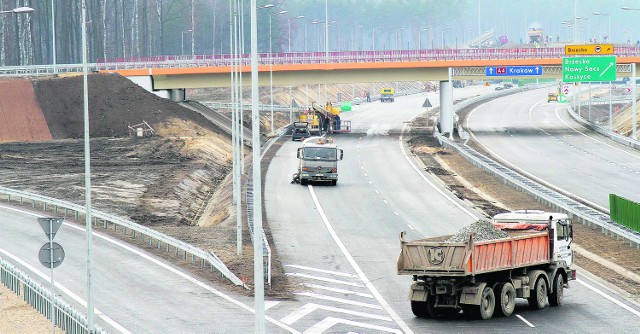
438, 80, 454, 137
169, 89, 186, 102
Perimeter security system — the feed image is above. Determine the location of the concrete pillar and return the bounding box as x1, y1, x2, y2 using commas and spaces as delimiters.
438, 80, 454, 136
169, 89, 186, 102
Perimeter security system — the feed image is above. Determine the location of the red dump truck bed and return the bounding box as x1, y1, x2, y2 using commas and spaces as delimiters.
397, 231, 550, 276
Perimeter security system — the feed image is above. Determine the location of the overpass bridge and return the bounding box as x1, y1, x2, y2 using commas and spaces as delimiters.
93, 47, 640, 89
3, 46, 638, 135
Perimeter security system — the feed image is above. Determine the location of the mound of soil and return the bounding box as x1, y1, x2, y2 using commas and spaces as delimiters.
32, 73, 222, 139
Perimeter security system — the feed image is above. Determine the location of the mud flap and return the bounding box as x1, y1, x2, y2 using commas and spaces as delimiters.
460, 282, 487, 305
409, 283, 428, 302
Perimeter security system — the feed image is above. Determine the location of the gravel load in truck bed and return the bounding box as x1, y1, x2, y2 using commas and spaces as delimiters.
447, 219, 509, 242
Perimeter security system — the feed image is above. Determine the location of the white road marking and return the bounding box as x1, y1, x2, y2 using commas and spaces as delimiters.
577, 278, 640, 317
303, 317, 402, 334
0, 247, 131, 334
407, 224, 415, 230
0, 204, 300, 333
399, 124, 478, 220
285, 272, 364, 287
375, 190, 380, 194
265, 301, 281, 310
308, 186, 413, 333
394, 212, 400, 216
554, 108, 640, 158
383, 199, 388, 204
280, 303, 392, 325
515, 314, 535, 328
294, 292, 382, 309
299, 283, 374, 298
368, 180, 373, 184
285, 264, 359, 278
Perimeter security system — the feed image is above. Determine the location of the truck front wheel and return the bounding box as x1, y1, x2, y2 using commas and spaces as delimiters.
470, 286, 495, 320
495, 282, 516, 317
549, 274, 564, 307
528, 277, 548, 310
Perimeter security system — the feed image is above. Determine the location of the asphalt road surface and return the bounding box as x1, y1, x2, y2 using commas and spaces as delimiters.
466, 87, 640, 209
2, 85, 640, 333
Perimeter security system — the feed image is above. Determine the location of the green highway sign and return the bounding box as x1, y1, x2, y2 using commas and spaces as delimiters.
562, 56, 617, 82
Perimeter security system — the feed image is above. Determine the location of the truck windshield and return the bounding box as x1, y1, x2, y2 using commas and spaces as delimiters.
303, 147, 337, 160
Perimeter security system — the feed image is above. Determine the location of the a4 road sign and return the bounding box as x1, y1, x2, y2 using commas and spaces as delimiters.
485, 66, 543, 77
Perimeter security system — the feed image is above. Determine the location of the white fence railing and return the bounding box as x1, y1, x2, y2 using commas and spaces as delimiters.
1, 258, 107, 334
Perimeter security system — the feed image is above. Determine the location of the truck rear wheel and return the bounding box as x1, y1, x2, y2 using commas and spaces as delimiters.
494, 282, 516, 317
410, 295, 437, 318
331, 180, 337, 186
300, 179, 308, 186
470, 286, 495, 320
549, 274, 564, 307
528, 277, 548, 310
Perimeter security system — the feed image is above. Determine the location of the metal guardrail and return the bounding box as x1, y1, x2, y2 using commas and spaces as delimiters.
202, 102, 303, 113
0, 64, 97, 76
1, 258, 107, 334
435, 86, 640, 248
568, 100, 640, 150
0, 186, 245, 287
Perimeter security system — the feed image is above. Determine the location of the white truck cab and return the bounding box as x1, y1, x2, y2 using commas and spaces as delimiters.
492, 210, 573, 266
295, 137, 343, 186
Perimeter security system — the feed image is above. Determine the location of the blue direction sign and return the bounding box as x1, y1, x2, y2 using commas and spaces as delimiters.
485, 66, 543, 77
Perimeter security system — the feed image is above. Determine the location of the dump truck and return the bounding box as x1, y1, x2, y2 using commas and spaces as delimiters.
380, 87, 395, 102
292, 136, 343, 186
397, 210, 575, 320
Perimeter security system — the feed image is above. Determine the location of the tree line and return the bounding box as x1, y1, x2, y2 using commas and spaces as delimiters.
0, 0, 471, 67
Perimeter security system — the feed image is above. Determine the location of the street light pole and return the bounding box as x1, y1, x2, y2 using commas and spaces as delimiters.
325, 0, 329, 62
181, 30, 192, 55
50, 1, 56, 74
0, 6, 34, 14
441, 29, 450, 49
249, 0, 266, 331
80, 1, 96, 333
259, 3, 278, 135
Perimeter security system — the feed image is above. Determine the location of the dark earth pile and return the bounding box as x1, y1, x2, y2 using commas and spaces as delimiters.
32, 73, 222, 138
447, 219, 510, 242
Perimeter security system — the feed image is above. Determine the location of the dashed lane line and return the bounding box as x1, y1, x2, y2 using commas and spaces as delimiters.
515, 314, 535, 328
